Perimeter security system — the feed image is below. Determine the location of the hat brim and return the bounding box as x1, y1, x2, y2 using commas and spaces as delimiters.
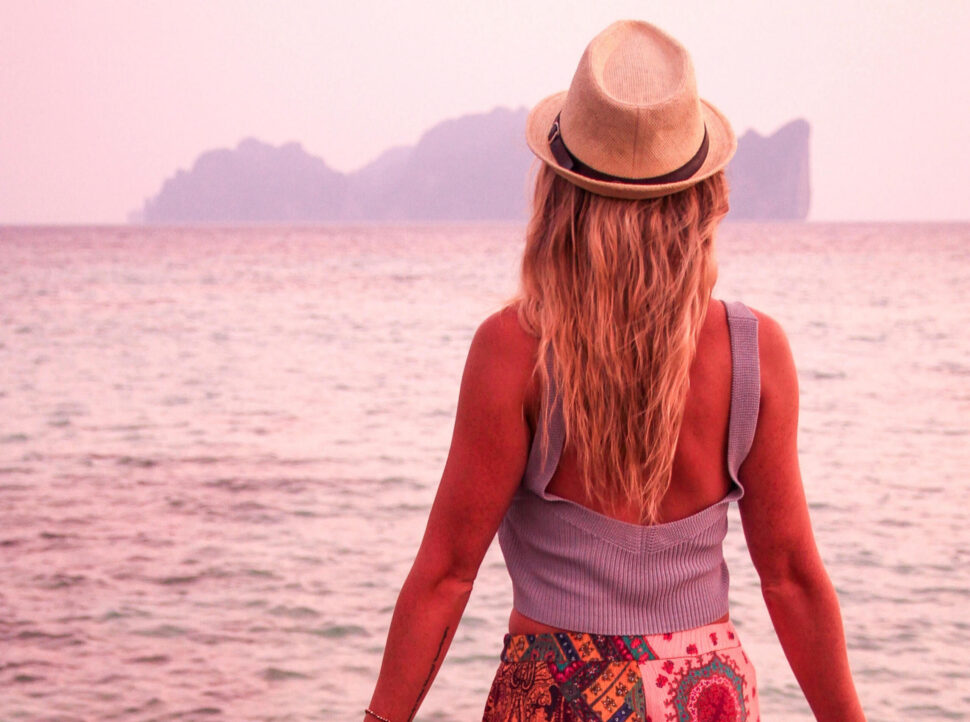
525, 91, 737, 199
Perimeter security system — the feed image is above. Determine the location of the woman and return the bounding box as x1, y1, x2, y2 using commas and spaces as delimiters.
364, 20, 866, 722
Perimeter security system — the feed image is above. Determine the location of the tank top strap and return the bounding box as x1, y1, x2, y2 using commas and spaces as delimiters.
723, 300, 761, 493
521, 348, 565, 497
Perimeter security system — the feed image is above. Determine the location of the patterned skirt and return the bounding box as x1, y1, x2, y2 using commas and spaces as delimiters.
482, 620, 758, 722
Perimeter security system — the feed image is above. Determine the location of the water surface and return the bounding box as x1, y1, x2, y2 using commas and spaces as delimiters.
1, 222, 968, 721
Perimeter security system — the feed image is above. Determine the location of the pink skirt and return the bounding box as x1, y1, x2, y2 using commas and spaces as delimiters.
482, 619, 759, 722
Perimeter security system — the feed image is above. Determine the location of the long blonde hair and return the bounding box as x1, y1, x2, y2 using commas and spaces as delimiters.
515, 164, 730, 524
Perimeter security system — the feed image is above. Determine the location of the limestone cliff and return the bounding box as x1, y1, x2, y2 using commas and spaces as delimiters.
134, 110, 810, 222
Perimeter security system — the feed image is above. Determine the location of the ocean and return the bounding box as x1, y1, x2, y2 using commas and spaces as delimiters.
0, 222, 967, 721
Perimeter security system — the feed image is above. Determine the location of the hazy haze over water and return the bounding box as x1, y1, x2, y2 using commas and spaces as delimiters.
0, 222, 968, 720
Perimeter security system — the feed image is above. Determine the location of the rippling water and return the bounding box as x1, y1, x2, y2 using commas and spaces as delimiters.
0, 223, 968, 721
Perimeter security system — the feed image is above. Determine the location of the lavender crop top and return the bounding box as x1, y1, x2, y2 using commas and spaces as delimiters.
497, 300, 760, 635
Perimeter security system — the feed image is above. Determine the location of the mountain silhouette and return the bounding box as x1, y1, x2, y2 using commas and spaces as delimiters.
131, 108, 809, 223
727, 119, 811, 220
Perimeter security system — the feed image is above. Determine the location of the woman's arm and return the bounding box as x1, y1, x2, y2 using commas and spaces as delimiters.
738, 311, 866, 722
364, 307, 535, 722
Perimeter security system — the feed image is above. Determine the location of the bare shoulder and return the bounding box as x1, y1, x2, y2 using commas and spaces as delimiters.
747, 306, 793, 361
746, 306, 798, 403
469, 304, 539, 375
475, 303, 538, 345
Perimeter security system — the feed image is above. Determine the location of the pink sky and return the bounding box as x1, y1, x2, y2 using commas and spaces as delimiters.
2, 0, 968, 223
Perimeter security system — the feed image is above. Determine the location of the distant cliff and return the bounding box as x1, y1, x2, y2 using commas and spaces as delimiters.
132, 109, 809, 223
344, 107, 534, 221
134, 138, 348, 223
727, 119, 811, 219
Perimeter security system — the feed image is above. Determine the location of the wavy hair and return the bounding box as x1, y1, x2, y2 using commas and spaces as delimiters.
515, 164, 730, 524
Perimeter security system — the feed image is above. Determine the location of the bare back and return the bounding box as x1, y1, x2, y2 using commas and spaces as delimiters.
521, 299, 735, 524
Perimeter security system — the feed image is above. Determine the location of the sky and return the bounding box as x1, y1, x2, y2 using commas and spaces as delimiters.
1, 0, 968, 224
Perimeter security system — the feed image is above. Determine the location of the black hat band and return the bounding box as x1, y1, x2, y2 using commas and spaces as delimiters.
548, 112, 710, 185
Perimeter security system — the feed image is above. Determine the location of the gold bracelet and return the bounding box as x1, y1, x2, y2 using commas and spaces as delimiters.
364, 708, 392, 722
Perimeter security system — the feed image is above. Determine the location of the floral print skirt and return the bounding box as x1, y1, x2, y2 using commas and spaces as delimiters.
482, 619, 758, 722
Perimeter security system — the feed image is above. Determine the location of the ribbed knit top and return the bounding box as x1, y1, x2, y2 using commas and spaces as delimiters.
497, 300, 760, 635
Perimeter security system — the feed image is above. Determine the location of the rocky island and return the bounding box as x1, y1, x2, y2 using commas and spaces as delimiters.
131, 109, 810, 223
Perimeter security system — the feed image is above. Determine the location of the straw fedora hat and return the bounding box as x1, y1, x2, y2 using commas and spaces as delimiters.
526, 20, 736, 199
